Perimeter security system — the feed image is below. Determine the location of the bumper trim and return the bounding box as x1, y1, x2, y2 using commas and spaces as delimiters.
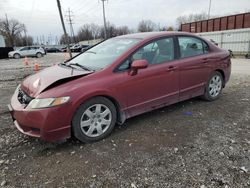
7, 104, 13, 112
14, 120, 41, 138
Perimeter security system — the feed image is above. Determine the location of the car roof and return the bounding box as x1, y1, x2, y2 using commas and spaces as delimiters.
115, 31, 197, 40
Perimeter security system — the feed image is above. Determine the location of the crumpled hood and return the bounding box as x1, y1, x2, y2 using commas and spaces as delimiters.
21, 65, 93, 97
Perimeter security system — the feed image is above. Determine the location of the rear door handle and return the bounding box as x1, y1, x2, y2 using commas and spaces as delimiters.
202, 58, 208, 63
167, 66, 177, 71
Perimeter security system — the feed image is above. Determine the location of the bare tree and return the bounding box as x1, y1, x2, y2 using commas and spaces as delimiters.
138, 20, 157, 32
90, 24, 101, 39
176, 12, 209, 28
167, 26, 174, 31
60, 34, 71, 45
0, 18, 26, 47
116, 26, 130, 36
15, 35, 33, 46
99, 22, 116, 39
158, 26, 174, 31
77, 24, 94, 41
76, 23, 131, 41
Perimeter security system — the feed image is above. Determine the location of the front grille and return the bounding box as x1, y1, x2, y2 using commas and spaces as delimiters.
17, 89, 33, 105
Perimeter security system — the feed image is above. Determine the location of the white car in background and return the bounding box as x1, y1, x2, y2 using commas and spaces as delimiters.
8, 46, 45, 59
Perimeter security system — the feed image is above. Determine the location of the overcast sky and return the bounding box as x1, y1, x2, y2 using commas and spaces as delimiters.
1, 0, 249, 42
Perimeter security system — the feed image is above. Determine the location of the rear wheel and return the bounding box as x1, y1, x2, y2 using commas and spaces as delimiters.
13, 53, 21, 59
72, 97, 117, 143
202, 71, 223, 101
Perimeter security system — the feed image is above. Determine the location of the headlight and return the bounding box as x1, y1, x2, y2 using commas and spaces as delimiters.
26, 96, 70, 109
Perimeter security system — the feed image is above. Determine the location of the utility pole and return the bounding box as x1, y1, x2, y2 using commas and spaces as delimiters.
5, 14, 9, 31
42, 35, 45, 45
55, 36, 59, 45
100, 0, 108, 39
56, 0, 72, 58
24, 29, 28, 46
65, 8, 76, 43
5, 14, 11, 46
208, 0, 212, 19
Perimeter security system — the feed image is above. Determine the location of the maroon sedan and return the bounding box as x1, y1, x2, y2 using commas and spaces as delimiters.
9, 32, 231, 142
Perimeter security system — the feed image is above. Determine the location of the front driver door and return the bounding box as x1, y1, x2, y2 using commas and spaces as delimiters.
115, 37, 179, 118
19, 47, 30, 57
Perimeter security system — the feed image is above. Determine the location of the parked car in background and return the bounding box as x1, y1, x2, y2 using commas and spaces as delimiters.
81, 45, 91, 53
70, 44, 80, 52
46, 47, 62, 53
61, 44, 90, 53
8, 46, 45, 59
61, 45, 73, 52
9, 32, 231, 143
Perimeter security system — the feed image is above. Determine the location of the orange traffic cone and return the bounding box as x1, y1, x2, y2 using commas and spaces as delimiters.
24, 57, 29, 66
34, 62, 39, 72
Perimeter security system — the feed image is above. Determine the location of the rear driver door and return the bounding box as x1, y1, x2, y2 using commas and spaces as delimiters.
177, 36, 211, 101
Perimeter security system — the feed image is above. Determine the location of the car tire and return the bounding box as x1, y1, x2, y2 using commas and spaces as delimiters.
13, 53, 21, 59
202, 71, 223, 101
72, 97, 117, 143
36, 52, 43, 58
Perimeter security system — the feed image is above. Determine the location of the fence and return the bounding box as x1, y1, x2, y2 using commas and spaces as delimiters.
197, 28, 250, 55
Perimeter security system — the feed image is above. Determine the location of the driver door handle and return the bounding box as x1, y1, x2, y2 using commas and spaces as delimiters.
167, 66, 177, 71
202, 58, 209, 63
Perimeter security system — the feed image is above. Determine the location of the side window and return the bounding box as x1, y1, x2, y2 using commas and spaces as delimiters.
178, 37, 208, 58
133, 38, 174, 65
117, 38, 175, 71
203, 42, 209, 54
31, 47, 39, 50
20, 47, 29, 51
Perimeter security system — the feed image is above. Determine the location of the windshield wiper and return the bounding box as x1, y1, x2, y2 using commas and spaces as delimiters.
68, 63, 93, 71
85, 51, 96, 54
59, 62, 71, 67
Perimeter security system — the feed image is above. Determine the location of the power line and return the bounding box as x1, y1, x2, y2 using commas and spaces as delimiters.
65, 7, 76, 43
70, 0, 95, 13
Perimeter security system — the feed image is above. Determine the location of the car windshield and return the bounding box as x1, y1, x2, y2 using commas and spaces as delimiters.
67, 38, 141, 70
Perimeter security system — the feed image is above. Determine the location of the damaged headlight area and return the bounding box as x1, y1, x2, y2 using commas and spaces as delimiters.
26, 97, 70, 109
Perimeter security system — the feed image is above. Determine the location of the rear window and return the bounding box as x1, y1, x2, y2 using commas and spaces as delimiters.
178, 37, 209, 58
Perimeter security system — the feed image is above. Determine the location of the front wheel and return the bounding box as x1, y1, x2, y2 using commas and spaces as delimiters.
202, 71, 223, 101
72, 97, 117, 143
36, 52, 42, 58
13, 53, 21, 59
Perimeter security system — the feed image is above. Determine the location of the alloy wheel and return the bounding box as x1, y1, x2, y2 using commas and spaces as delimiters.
208, 75, 222, 98
80, 104, 112, 137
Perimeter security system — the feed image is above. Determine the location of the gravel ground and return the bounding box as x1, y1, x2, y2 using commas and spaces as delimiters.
0, 54, 249, 187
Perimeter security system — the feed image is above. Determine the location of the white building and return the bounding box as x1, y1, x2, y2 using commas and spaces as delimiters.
0, 35, 5, 47
197, 28, 250, 56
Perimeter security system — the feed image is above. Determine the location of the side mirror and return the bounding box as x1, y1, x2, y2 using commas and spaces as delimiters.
129, 59, 148, 76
